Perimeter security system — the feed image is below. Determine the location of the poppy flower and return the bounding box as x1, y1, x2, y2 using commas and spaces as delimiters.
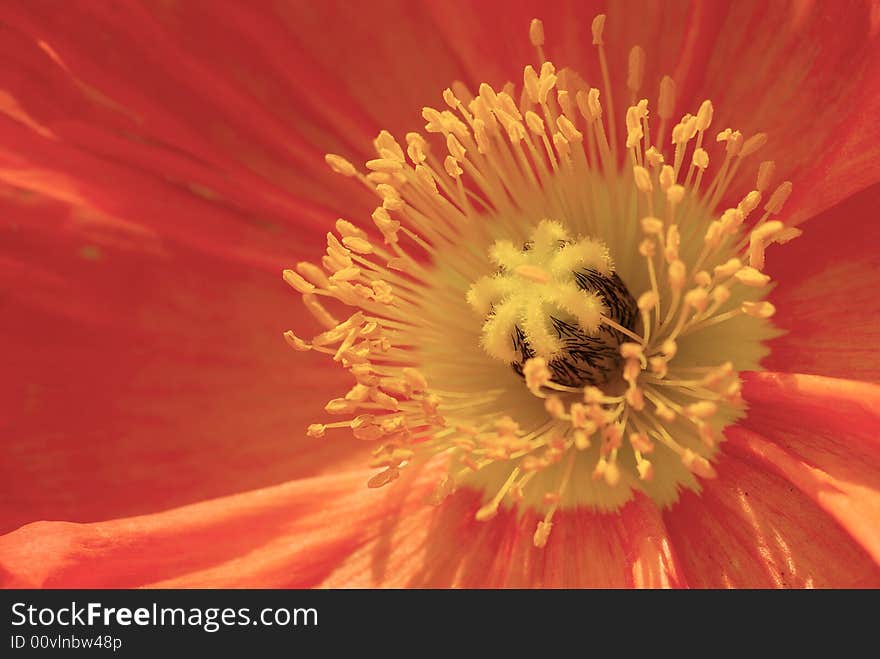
1, 0, 879, 588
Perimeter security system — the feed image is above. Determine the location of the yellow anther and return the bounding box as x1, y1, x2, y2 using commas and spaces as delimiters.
658, 76, 676, 119
742, 301, 776, 318
524, 357, 553, 391
525, 110, 545, 135
712, 285, 731, 305
641, 216, 664, 234
704, 221, 723, 248
366, 157, 403, 174
714, 257, 742, 279
529, 18, 545, 46
306, 424, 326, 438
625, 106, 644, 149
748, 220, 784, 269
374, 130, 405, 161
507, 120, 527, 143
734, 266, 771, 288
537, 73, 557, 104
533, 521, 552, 548
523, 65, 540, 103
653, 400, 675, 421
668, 260, 686, 291
765, 181, 793, 214
738, 190, 762, 217
682, 450, 717, 479
591, 14, 606, 45
665, 225, 680, 262
684, 287, 709, 312
586, 88, 602, 120
629, 432, 654, 454
692, 147, 709, 169
283, 330, 311, 352
638, 290, 658, 312
756, 160, 775, 191
698, 422, 715, 447
740, 132, 767, 156
447, 134, 467, 160
720, 208, 744, 233
574, 429, 592, 450
659, 165, 675, 190
557, 90, 575, 119
444, 155, 463, 178
666, 184, 685, 205
371, 207, 400, 243
672, 115, 697, 144
401, 367, 429, 392
557, 115, 583, 142
296, 262, 330, 288
342, 236, 373, 255
442, 87, 459, 110
406, 132, 428, 164
325, 153, 357, 177
603, 460, 621, 486
623, 358, 641, 383
724, 130, 743, 156
620, 342, 644, 360
283, 268, 316, 294
627, 46, 646, 93
625, 386, 645, 410
645, 146, 664, 167
647, 361, 667, 386
545, 395, 566, 418
685, 401, 717, 419
695, 100, 714, 131
633, 165, 653, 192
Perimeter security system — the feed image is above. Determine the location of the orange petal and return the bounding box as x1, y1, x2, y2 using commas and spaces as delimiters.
1, 455, 689, 588
663, 446, 880, 588
682, 1, 880, 219
319, 482, 686, 588
0, 187, 364, 533
763, 184, 880, 382
737, 371, 880, 563
0, 469, 386, 588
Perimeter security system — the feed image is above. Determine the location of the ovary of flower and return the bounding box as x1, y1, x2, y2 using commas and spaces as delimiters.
467, 220, 611, 363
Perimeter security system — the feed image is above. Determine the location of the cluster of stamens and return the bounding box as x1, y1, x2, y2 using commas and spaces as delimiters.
283, 15, 799, 547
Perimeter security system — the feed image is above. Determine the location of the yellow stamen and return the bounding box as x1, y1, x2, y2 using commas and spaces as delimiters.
284, 15, 795, 544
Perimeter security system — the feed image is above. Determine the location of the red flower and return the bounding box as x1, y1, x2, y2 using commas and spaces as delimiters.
1, 0, 879, 588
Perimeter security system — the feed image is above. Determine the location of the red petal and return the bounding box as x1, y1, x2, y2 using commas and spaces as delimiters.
763, 184, 880, 381
319, 484, 686, 588
0, 458, 688, 588
0, 470, 378, 588
0, 188, 365, 533
665, 371, 880, 587
676, 1, 880, 219
737, 371, 880, 563
663, 447, 880, 588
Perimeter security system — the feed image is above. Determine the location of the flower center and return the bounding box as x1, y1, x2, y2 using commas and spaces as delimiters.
468, 221, 640, 388
284, 14, 799, 547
